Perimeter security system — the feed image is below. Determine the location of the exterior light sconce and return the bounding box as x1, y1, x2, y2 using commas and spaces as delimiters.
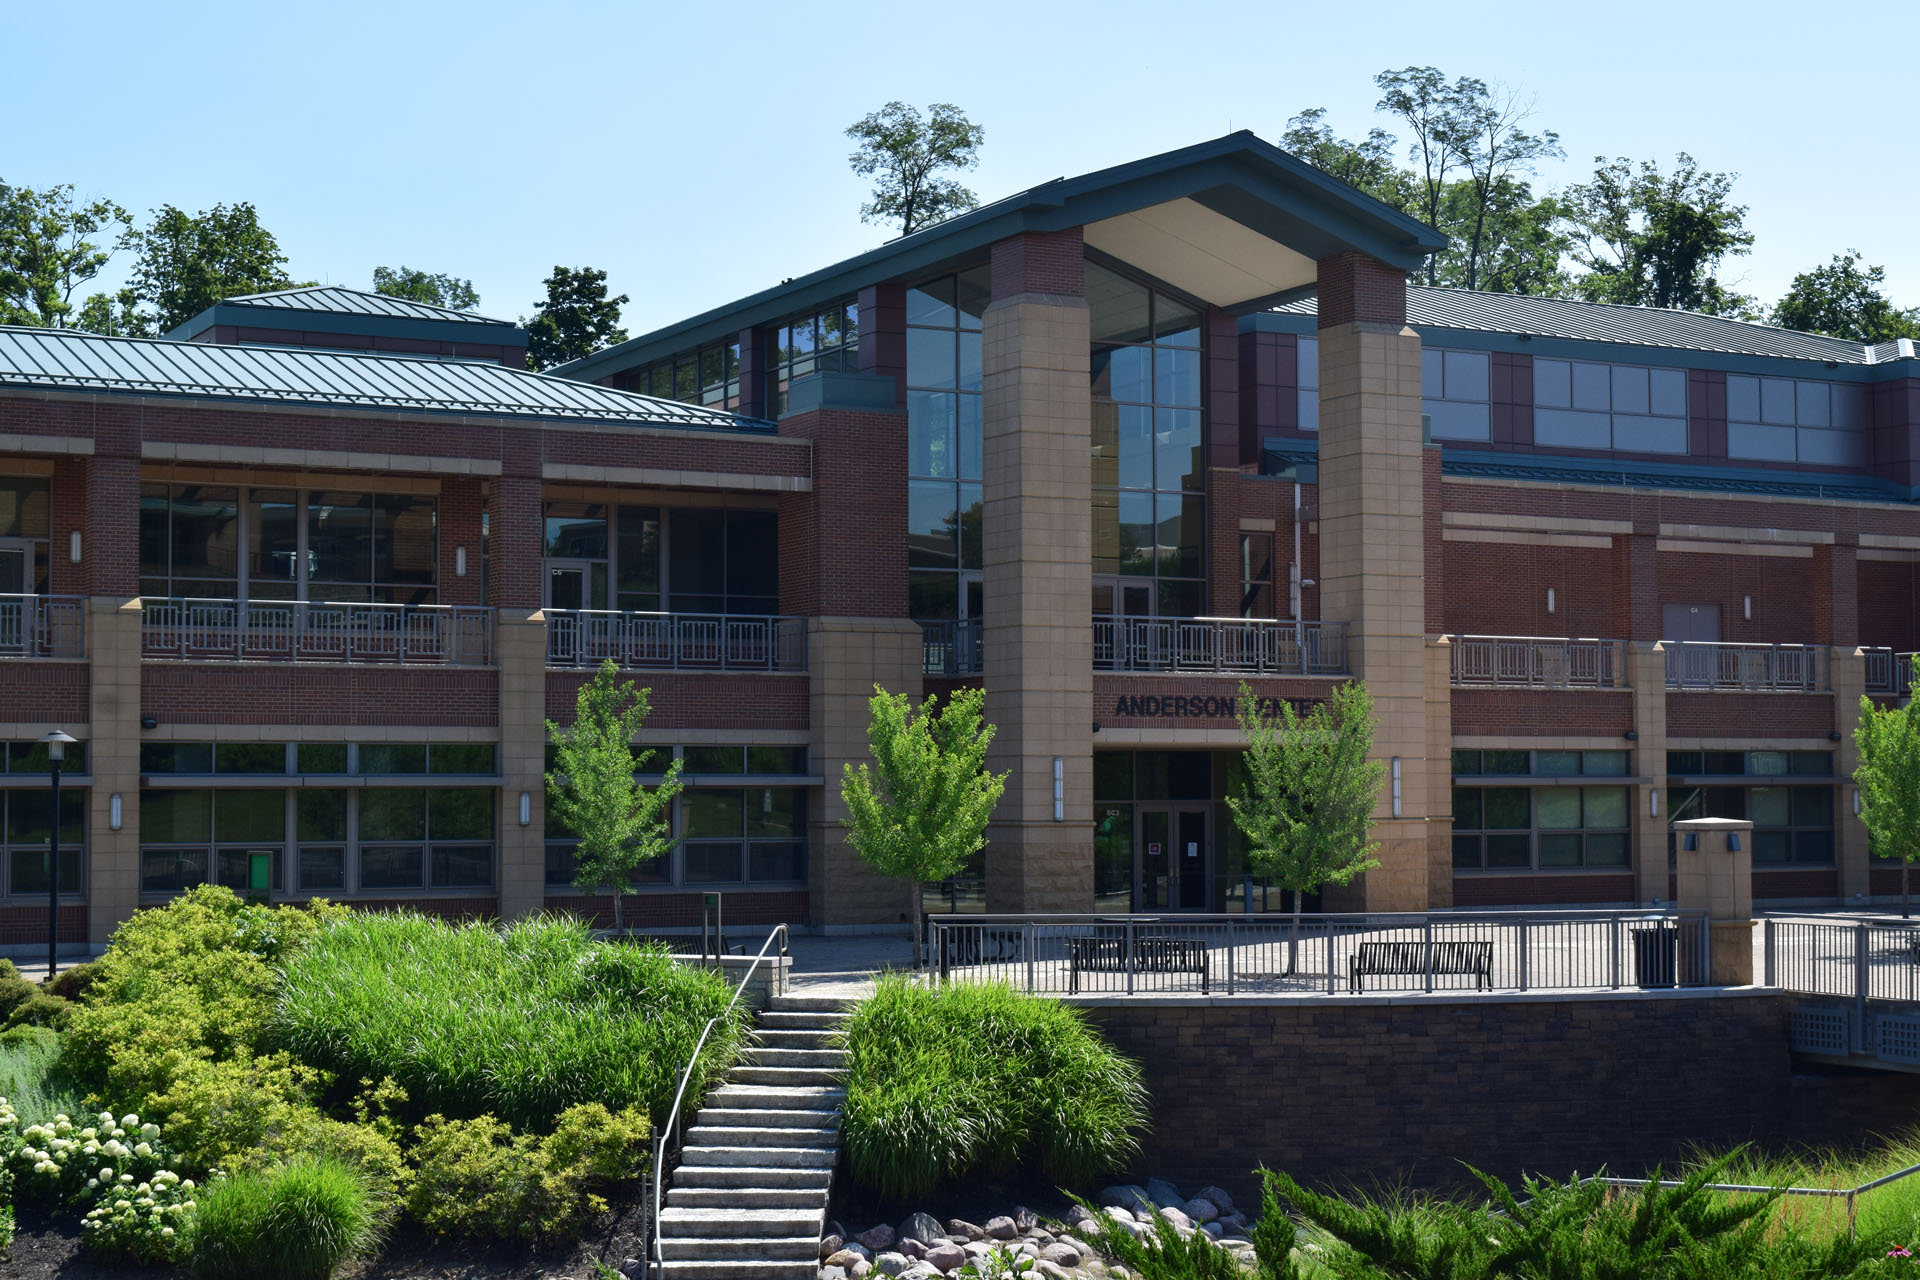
456, 546, 468, 577
1390, 757, 1403, 818
1650, 789, 1660, 818
1743, 595, 1752, 620
518, 792, 532, 826
1828, 730, 1843, 742
110, 793, 123, 831
1051, 757, 1064, 822
1853, 787, 1863, 816
1727, 833, 1741, 852
69, 531, 82, 563
1546, 588, 1556, 615
1683, 833, 1698, 852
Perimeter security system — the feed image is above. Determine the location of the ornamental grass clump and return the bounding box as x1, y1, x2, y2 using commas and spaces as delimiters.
270, 912, 743, 1130
840, 976, 1147, 1199
190, 1155, 383, 1280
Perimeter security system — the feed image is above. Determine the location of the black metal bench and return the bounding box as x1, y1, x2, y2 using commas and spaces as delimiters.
1349, 940, 1493, 992
1067, 933, 1209, 994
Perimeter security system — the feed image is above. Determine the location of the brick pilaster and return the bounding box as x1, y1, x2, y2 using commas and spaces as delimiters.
857, 284, 907, 410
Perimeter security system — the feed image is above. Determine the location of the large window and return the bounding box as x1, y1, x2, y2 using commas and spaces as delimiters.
1296, 338, 1319, 432
0, 788, 85, 900
1726, 375, 1868, 466
633, 339, 744, 410
1421, 348, 1492, 441
769, 301, 859, 416
1532, 358, 1687, 455
540, 503, 776, 615
140, 485, 436, 604
1665, 750, 1835, 867
906, 268, 989, 622
0, 475, 51, 594
1089, 262, 1206, 618
140, 741, 495, 777
1452, 749, 1632, 873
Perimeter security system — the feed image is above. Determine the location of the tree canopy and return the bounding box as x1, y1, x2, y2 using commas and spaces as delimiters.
1560, 153, 1756, 315
105, 202, 304, 336
846, 102, 985, 237
0, 180, 128, 328
524, 265, 627, 371
1855, 655, 1920, 916
372, 265, 480, 312
1772, 251, 1920, 343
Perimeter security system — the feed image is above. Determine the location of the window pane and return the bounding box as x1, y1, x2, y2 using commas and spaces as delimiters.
1583, 787, 1628, 828
1537, 750, 1580, 777
428, 789, 493, 841
907, 482, 959, 569
1587, 833, 1629, 867
297, 743, 348, 774
308, 492, 372, 584
140, 484, 170, 583
1483, 788, 1530, 829
1452, 750, 1484, 776
1726, 374, 1760, 422
140, 789, 211, 843
1115, 405, 1154, 490
958, 485, 982, 571
956, 266, 990, 329
1538, 833, 1582, 867
744, 787, 803, 839
358, 789, 426, 841
1792, 787, 1833, 827
248, 490, 299, 588
1582, 751, 1629, 777
748, 841, 807, 882
1533, 358, 1570, 408
358, 744, 426, 774
8, 789, 84, 846
1154, 347, 1201, 407
376, 495, 437, 585
1086, 264, 1150, 345
13, 847, 82, 895
958, 331, 981, 394
1485, 751, 1531, 775
908, 391, 957, 478
169, 487, 240, 583
958, 395, 982, 481
214, 789, 285, 843
1795, 830, 1835, 864
432, 846, 493, 888
1752, 830, 1792, 864
1611, 365, 1649, 415
1154, 408, 1203, 492
1789, 751, 1832, 777
1571, 362, 1610, 411
908, 572, 957, 620
360, 846, 424, 889
725, 510, 779, 611
1153, 293, 1200, 346
142, 742, 213, 774
686, 790, 744, 839
1444, 351, 1489, 402
746, 746, 806, 775
297, 790, 348, 842
1537, 789, 1582, 830
1749, 751, 1789, 777
685, 746, 743, 774
215, 742, 286, 774
1452, 787, 1483, 830
217, 848, 282, 893
142, 848, 207, 893
429, 744, 494, 775
1452, 835, 1482, 868
1485, 834, 1531, 868
1421, 349, 1444, 400
668, 509, 726, 610
906, 328, 956, 388
1095, 753, 1134, 802
684, 842, 743, 883
616, 506, 661, 599
545, 841, 578, 886
300, 847, 345, 890
1092, 345, 1152, 404
906, 277, 956, 327
1749, 787, 1791, 827
1157, 493, 1203, 579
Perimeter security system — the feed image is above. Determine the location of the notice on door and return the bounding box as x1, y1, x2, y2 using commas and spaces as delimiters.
1147, 842, 1161, 856
1185, 842, 1199, 858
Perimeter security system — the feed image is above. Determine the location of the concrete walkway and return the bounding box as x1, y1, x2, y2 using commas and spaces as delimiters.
782, 932, 912, 1002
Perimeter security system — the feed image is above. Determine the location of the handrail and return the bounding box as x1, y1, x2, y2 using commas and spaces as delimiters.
1446, 634, 1627, 689
546, 608, 806, 673
649, 923, 791, 1279
1585, 1162, 1920, 1238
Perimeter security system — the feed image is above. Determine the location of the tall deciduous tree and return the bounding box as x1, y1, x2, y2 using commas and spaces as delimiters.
841, 685, 1006, 968
1226, 680, 1383, 973
1450, 85, 1563, 292
546, 659, 683, 933
1561, 154, 1756, 316
845, 102, 985, 237
1772, 251, 1920, 344
525, 265, 627, 371
1373, 66, 1477, 284
373, 265, 480, 312
1280, 108, 1410, 209
0, 181, 129, 328
1855, 656, 1920, 917
114, 202, 302, 336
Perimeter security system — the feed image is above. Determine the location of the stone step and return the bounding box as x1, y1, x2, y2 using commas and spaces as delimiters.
659, 1234, 819, 1261
756, 1009, 850, 1029
661, 1207, 823, 1239
697, 1106, 842, 1129
685, 1124, 838, 1149
666, 1185, 830, 1209
676, 1144, 835, 1168
766, 994, 852, 1013
753, 1028, 838, 1049
731, 1066, 843, 1087
671, 1163, 834, 1190
744, 1047, 847, 1068
658, 1260, 818, 1280
709, 1084, 845, 1109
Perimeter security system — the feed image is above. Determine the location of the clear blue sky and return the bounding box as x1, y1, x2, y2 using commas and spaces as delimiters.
9, 0, 1912, 337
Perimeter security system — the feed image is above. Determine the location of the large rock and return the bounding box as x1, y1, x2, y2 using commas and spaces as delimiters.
900, 1211, 946, 1244
983, 1215, 1018, 1240
826, 1245, 872, 1267
902, 1264, 942, 1280
823, 1269, 849, 1280
923, 1241, 967, 1272
822, 1233, 846, 1259
1033, 1262, 1073, 1280
1145, 1178, 1184, 1210
1201, 1221, 1224, 1238
1194, 1186, 1236, 1215
873, 1250, 913, 1276
857, 1224, 898, 1252
898, 1238, 926, 1260
947, 1218, 985, 1241
1058, 1234, 1093, 1256
1012, 1205, 1039, 1232
1100, 1184, 1155, 1215
1041, 1242, 1081, 1267
1064, 1204, 1096, 1229
1182, 1197, 1219, 1224
1158, 1206, 1193, 1233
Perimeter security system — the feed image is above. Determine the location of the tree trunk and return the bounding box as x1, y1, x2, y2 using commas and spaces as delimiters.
613, 885, 623, 935
1905, 862, 1911, 920
910, 883, 924, 971
1285, 892, 1304, 978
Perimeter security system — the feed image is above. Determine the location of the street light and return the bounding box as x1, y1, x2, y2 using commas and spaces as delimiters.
40, 730, 76, 979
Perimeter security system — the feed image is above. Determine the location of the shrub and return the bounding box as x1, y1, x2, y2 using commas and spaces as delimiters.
1072, 1191, 1287, 1280
0, 975, 40, 1022
11, 1109, 171, 1204
405, 1102, 650, 1240
45, 960, 102, 1003
81, 1167, 197, 1265
190, 1156, 382, 1280
5, 989, 71, 1029
840, 977, 1148, 1199
139, 1052, 329, 1175
271, 913, 743, 1130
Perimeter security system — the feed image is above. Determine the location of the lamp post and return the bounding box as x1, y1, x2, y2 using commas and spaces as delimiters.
40, 730, 76, 979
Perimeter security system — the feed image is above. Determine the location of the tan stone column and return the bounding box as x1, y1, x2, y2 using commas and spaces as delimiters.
1314, 256, 1430, 911
1673, 816, 1754, 985
495, 609, 546, 920
981, 231, 1093, 914
1834, 647, 1870, 903
87, 598, 142, 945
1629, 642, 1670, 904
807, 618, 926, 927
1424, 637, 1454, 908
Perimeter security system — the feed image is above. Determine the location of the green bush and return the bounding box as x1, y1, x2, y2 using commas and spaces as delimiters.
840, 977, 1148, 1199
80, 1166, 197, 1265
0, 975, 40, 1022
45, 960, 102, 1003
271, 913, 743, 1130
0, 1024, 87, 1125
12, 1109, 172, 1205
139, 1052, 328, 1175
405, 1102, 650, 1240
190, 1156, 381, 1280
5, 989, 71, 1029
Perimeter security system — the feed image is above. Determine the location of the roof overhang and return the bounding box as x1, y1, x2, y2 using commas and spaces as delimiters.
555, 131, 1446, 381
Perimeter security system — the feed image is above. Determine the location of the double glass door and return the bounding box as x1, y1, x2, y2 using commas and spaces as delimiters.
0, 541, 27, 594
1136, 806, 1208, 910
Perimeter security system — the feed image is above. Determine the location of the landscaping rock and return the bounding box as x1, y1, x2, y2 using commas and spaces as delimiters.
1182, 1196, 1219, 1224
984, 1214, 1018, 1239
1059, 1234, 1092, 1256
1033, 1262, 1073, 1280
1145, 1177, 1185, 1209
1219, 1210, 1250, 1233
900, 1211, 946, 1244
1041, 1241, 1081, 1267
823, 1269, 849, 1280
1194, 1185, 1236, 1214
1201, 1220, 1224, 1238
900, 1237, 927, 1260
903, 1264, 942, 1280
858, 1224, 898, 1252
826, 1246, 871, 1268
1065, 1203, 1096, 1229
822, 1233, 846, 1259
947, 1217, 984, 1240
1012, 1204, 1039, 1232
1159, 1205, 1193, 1232
1101, 1204, 1134, 1223
923, 1241, 967, 1272
874, 1250, 912, 1276
1100, 1183, 1155, 1214
850, 1262, 874, 1280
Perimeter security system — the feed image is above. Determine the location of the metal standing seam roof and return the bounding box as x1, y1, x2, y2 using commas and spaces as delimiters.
219, 285, 513, 327
1273, 286, 1884, 365
0, 326, 774, 432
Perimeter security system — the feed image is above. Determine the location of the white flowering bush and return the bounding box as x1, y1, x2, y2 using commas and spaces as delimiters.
80, 1167, 198, 1264
11, 1109, 169, 1204
0, 1094, 18, 1199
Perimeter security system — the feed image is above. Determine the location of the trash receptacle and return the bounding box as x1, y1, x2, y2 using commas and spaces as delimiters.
1632, 924, 1678, 987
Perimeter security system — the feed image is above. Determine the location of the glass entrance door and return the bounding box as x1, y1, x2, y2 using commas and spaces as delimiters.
1138, 810, 1170, 909
0, 542, 26, 594
1136, 806, 1210, 911
546, 563, 588, 611
1175, 809, 1208, 909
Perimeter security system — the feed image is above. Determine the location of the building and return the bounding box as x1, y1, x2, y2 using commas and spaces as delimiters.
1, 133, 1916, 953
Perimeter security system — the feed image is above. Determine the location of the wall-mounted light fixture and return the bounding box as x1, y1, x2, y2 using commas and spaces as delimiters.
518, 792, 532, 826
1546, 588, 1556, 615
1390, 757, 1403, 818
1853, 787, 1863, 816
1051, 757, 1064, 822
68, 531, 81, 563
456, 546, 468, 577
1727, 833, 1742, 852
1743, 595, 1752, 620
109, 793, 123, 831
1650, 789, 1660, 818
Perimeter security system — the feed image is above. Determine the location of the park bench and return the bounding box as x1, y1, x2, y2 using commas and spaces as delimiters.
1066, 932, 1210, 994
1349, 940, 1493, 992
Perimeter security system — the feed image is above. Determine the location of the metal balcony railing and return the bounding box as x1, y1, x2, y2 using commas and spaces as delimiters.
1863, 648, 1919, 698
1663, 641, 1828, 692
919, 618, 982, 676
0, 594, 86, 658
1447, 635, 1627, 689
1092, 616, 1349, 676
545, 610, 805, 673
141, 599, 494, 665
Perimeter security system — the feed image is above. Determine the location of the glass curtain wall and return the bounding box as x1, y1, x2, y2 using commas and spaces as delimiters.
768, 302, 860, 416
1088, 262, 1205, 618
905, 268, 989, 623
540, 503, 775, 615
0, 476, 52, 594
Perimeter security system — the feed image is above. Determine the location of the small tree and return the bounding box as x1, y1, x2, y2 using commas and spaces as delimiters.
841, 685, 1006, 968
845, 101, 985, 237
524, 265, 628, 370
1856, 655, 1920, 918
1226, 680, 1384, 973
545, 659, 682, 933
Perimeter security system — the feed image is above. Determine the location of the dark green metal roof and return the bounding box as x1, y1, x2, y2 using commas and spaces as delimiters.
0, 326, 771, 433
222, 285, 510, 326
166, 285, 528, 348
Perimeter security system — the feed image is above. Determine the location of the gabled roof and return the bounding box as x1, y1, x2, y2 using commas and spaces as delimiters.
553, 131, 1449, 381
1272, 286, 1885, 365
219, 285, 511, 326
0, 326, 769, 433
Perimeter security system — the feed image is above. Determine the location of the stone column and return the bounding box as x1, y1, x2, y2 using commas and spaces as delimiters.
1313, 252, 1431, 911
494, 609, 546, 920
87, 599, 142, 945
1834, 647, 1870, 901
981, 229, 1093, 913
1673, 816, 1754, 985
1630, 643, 1671, 904
1424, 636, 1454, 908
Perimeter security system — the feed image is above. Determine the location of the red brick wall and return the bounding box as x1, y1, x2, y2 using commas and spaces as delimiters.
49, 456, 87, 595
143, 665, 499, 726
1453, 873, 1635, 907
857, 284, 908, 409
89, 454, 141, 598
540, 426, 806, 478
1657, 550, 1816, 644
1665, 693, 1835, 738
438, 477, 485, 606
0, 905, 88, 945
544, 671, 807, 729
776, 408, 907, 618
1444, 540, 1618, 637
1859, 558, 1920, 649
1316, 253, 1406, 327
1450, 689, 1634, 737
0, 662, 90, 724
1752, 868, 1838, 900
1424, 448, 1447, 634
990, 229, 1085, 297
490, 452, 542, 611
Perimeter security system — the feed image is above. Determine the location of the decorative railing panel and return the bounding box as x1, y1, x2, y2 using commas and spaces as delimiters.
1664, 641, 1828, 692
141, 599, 493, 665
545, 610, 805, 673
1863, 649, 1919, 699
1448, 635, 1626, 689
919, 618, 982, 677
0, 594, 86, 658
1092, 617, 1349, 676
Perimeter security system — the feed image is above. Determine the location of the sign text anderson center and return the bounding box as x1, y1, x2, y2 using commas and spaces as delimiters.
1108, 692, 1322, 720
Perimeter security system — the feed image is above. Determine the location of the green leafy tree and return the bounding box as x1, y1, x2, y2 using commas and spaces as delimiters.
840, 686, 1006, 967
1281, 108, 1413, 210
114, 202, 303, 336
545, 659, 682, 932
845, 101, 985, 237
1561, 154, 1756, 315
1856, 655, 1920, 917
1449, 84, 1563, 291
1373, 66, 1478, 284
372, 264, 480, 311
524, 265, 627, 371
1772, 251, 1920, 343
1226, 680, 1383, 973
0, 180, 129, 328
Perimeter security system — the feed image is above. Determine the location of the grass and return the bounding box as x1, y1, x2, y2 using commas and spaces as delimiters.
839, 976, 1148, 1200
1721, 1130, 1920, 1247
190, 1155, 383, 1280
268, 912, 746, 1131
0, 1023, 88, 1125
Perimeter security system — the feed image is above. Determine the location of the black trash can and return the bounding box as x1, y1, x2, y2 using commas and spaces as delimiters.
1632, 924, 1678, 987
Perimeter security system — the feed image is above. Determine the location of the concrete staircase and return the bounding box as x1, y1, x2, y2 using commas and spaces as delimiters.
656, 992, 850, 1279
